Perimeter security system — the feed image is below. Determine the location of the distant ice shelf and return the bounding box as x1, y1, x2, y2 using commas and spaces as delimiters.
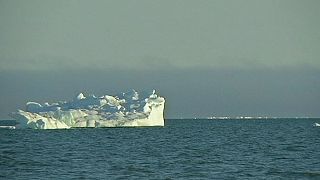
10, 90, 165, 129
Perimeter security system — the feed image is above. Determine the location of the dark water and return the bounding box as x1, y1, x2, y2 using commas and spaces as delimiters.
1, 119, 320, 179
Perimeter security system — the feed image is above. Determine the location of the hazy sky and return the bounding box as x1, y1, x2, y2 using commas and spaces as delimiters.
0, 0, 320, 118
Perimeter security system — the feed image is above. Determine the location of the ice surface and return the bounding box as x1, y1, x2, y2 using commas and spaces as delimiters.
10, 90, 165, 129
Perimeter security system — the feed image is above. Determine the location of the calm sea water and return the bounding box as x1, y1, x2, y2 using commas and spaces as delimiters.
1, 119, 320, 179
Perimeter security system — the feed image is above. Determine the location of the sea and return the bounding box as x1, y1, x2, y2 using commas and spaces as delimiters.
1, 118, 319, 179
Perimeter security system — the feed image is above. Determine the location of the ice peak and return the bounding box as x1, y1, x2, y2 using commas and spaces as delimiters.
76, 93, 86, 100
149, 89, 157, 99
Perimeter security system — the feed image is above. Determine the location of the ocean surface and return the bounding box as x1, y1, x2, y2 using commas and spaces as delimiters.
1, 118, 320, 179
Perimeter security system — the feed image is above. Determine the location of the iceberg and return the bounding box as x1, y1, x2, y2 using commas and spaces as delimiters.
10, 90, 165, 129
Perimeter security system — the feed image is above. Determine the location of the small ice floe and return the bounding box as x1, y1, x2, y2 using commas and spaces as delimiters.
0, 126, 16, 129
314, 123, 320, 127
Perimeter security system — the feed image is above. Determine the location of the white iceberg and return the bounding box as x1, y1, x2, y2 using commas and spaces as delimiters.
10, 90, 165, 129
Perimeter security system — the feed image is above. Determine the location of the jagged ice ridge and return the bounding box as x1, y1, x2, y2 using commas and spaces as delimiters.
10, 90, 165, 129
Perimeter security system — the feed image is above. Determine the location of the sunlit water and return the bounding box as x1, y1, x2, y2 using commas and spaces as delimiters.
1, 119, 320, 179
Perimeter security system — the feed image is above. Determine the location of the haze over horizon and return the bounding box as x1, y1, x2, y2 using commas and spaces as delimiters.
1, 0, 320, 118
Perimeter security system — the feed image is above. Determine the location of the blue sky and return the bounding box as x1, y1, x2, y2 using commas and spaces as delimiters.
0, 0, 320, 118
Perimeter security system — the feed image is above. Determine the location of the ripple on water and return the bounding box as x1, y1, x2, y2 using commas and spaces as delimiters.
0, 119, 319, 179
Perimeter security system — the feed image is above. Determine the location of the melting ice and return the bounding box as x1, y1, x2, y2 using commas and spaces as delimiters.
10, 90, 165, 129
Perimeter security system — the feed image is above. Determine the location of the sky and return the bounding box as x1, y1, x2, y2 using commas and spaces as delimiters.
0, 0, 320, 118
